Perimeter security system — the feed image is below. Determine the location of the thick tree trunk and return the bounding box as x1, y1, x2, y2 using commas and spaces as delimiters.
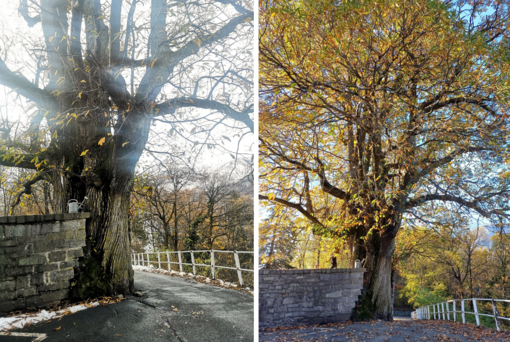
354, 227, 397, 321
68, 112, 151, 298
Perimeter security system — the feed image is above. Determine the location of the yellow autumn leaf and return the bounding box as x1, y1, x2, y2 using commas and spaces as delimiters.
98, 137, 106, 146
151, 58, 157, 68
80, 150, 89, 156
122, 142, 129, 147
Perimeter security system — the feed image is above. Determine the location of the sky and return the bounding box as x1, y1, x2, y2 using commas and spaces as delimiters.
0, 1, 254, 179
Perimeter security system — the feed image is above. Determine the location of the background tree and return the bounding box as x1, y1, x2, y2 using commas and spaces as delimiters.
259, 0, 510, 319
0, 0, 253, 297
131, 165, 253, 252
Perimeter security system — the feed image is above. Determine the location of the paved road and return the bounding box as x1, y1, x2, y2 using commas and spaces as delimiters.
260, 320, 510, 341
1, 271, 253, 342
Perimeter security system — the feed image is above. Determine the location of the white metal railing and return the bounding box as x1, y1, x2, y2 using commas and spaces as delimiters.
414, 298, 510, 331
131, 250, 254, 286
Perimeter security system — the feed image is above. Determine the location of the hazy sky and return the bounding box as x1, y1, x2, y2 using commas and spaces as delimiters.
0, 1, 254, 178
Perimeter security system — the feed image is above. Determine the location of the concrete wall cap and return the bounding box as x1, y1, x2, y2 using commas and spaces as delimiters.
0, 213, 91, 224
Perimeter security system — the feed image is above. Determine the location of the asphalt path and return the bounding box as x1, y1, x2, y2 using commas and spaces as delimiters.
1, 270, 253, 342
260, 320, 510, 342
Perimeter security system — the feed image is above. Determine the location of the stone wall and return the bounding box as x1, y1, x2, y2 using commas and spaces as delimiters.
259, 268, 365, 328
0, 213, 89, 313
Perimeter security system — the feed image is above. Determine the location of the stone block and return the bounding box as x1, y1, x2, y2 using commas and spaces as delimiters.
51, 221, 62, 233
65, 230, 75, 240
17, 286, 37, 298
62, 220, 81, 231
48, 269, 74, 283
41, 223, 53, 234
0, 280, 16, 292
0, 239, 17, 247
18, 254, 46, 266
35, 263, 59, 273
66, 248, 84, 260
16, 275, 30, 290
325, 291, 342, 298
0, 298, 25, 313
34, 241, 50, 253
25, 295, 44, 309
67, 239, 86, 248
38, 281, 69, 292
31, 272, 45, 285
10, 244, 35, 258
43, 214, 55, 222
47, 233, 61, 241
282, 297, 294, 305
29, 224, 41, 235
48, 251, 66, 263
0, 255, 15, 266
5, 266, 34, 277
59, 261, 78, 270
41, 289, 68, 305
75, 229, 86, 240
0, 290, 16, 301
5, 225, 25, 238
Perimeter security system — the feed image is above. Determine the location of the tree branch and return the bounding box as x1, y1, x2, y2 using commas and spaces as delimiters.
404, 193, 509, 218
0, 57, 56, 107
260, 138, 349, 200
259, 194, 325, 227
403, 146, 493, 190
9, 171, 48, 213
155, 98, 253, 132
136, 11, 253, 103
18, 0, 41, 27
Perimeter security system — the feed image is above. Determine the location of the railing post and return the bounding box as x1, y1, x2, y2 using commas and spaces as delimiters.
234, 251, 243, 286
146, 252, 149, 267
453, 300, 456, 322
191, 251, 197, 275
157, 252, 161, 269
166, 252, 170, 271
427, 305, 430, 320
191, 251, 196, 275
446, 301, 450, 320
461, 299, 465, 324
441, 302, 445, 320
178, 251, 183, 272
211, 250, 215, 280
492, 299, 501, 331
433, 304, 436, 320
473, 299, 480, 326
141, 253, 144, 267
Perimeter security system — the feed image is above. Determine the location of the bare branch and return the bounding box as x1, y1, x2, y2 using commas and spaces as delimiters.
155, 98, 253, 132
18, 0, 41, 27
